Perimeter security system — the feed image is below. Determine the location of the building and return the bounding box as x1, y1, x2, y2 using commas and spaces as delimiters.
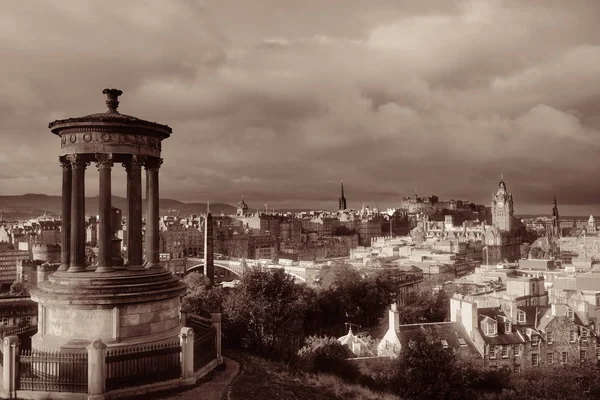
0, 249, 31, 291
0, 296, 37, 328
482, 176, 526, 264
377, 303, 479, 358
237, 196, 249, 217
450, 294, 598, 372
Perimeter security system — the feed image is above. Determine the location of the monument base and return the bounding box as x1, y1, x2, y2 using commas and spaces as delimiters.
30, 268, 186, 352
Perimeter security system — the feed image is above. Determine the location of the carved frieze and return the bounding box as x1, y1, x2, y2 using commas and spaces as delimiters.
59, 129, 162, 157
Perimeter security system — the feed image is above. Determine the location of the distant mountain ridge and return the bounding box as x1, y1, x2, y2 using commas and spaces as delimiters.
0, 194, 237, 219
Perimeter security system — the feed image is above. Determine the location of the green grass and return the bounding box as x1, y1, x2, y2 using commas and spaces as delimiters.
228, 352, 400, 400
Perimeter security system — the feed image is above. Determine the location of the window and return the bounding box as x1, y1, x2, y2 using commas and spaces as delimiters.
505, 321, 511, 333
514, 344, 520, 357
569, 330, 577, 343
531, 353, 539, 367
581, 330, 589, 342
441, 340, 449, 349
489, 345, 497, 359
547, 353, 554, 365
458, 338, 467, 347
484, 321, 497, 336
501, 346, 509, 359
580, 350, 587, 362
514, 365, 521, 373
531, 335, 539, 346
567, 308, 574, 319
596, 347, 600, 360
517, 311, 526, 323
546, 331, 553, 344
562, 352, 568, 364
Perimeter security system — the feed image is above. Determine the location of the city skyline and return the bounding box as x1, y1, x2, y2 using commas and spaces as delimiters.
2, 1, 600, 214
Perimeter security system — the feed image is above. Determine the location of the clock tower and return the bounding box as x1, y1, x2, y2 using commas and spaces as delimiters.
492, 174, 514, 231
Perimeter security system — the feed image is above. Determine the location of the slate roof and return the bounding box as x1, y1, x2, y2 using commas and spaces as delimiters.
397, 321, 479, 355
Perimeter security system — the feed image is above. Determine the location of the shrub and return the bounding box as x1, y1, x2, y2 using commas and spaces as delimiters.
297, 336, 359, 382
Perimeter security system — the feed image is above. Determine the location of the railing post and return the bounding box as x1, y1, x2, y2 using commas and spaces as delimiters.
87, 338, 107, 400
180, 327, 195, 383
2, 336, 19, 398
211, 313, 222, 363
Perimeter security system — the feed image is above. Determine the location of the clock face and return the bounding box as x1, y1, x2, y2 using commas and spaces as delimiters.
497, 201, 504, 208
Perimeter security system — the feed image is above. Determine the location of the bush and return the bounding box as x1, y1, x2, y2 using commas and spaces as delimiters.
297, 336, 360, 382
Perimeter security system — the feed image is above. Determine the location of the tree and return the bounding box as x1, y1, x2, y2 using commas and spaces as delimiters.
9, 281, 28, 296
297, 336, 359, 381
389, 331, 479, 400
182, 272, 223, 317
529, 246, 544, 259
222, 268, 306, 360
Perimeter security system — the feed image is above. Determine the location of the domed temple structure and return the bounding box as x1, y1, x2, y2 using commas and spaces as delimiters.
30, 89, 186, 352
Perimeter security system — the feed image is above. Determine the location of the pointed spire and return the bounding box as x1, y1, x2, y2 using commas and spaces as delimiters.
207, 201, 210, 214
341, 181, 344, 197
500, 171, 504, 181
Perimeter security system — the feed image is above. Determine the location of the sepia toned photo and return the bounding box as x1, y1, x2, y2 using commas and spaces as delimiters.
0, 1, 599, 399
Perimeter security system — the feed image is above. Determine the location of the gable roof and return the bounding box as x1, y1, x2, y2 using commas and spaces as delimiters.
397, 321, 479, 355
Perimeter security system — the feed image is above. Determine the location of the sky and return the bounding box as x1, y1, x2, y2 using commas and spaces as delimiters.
1, 0, 600, 215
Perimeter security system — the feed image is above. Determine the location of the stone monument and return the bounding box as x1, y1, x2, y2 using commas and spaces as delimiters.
30, 89, 186, 352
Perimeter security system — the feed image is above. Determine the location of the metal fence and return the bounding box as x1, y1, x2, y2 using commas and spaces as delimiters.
193, 329, 216, 371
105, 341, 181, 391
17, 350, 88, 393
188, 314, 217, 371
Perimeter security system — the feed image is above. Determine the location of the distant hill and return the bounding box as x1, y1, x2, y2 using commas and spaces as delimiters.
0, 194, 237, 219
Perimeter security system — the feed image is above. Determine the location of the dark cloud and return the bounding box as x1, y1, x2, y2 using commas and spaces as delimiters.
1, 0, 600, 214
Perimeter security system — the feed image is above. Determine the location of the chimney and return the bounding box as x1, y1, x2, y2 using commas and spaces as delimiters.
389, 303, 400, 332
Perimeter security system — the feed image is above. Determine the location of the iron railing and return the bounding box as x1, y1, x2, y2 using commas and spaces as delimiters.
105, 341, 181, 391
193, 329, 216, 371
17, 350, 88, 393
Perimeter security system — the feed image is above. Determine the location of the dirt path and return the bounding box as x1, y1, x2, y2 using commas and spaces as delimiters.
148, 357, 240, 400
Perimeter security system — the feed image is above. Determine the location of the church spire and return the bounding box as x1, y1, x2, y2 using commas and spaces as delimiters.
338, 181, 347, 211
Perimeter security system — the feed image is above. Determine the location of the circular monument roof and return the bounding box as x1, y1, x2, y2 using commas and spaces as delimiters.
48, 89, 171, 158
49, 89, 171, 138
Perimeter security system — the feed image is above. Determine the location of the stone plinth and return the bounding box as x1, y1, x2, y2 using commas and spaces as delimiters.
30, 269, 186, 352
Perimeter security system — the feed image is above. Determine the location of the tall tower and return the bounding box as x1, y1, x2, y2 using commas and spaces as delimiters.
338, 181, 347, 211
237, 195, 248, 217
552, 195, 560, 238
491, 173, 514, 232
204, 211, 214, 285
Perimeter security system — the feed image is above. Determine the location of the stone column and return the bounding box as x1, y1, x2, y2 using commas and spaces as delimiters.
96, 153, 113, 273
204, 213, 214, 285
58, 156, 72, 272
180, 327, 195, 383
87, 338, 107, 399
124, 155, 144, 269
68, 154, 88, 272
145, 157, 162, 268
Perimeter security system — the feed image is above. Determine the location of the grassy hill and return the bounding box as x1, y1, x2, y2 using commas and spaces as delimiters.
0, 194, 236, 219
228, 353, 400, 400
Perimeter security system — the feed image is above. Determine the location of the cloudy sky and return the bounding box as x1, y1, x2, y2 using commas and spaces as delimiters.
2, 0, 600, 215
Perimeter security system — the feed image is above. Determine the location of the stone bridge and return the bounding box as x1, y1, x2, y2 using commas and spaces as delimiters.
184, 258, 307, 282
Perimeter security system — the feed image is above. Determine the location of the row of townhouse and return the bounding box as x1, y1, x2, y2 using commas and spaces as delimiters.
451, 295, 598, 372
